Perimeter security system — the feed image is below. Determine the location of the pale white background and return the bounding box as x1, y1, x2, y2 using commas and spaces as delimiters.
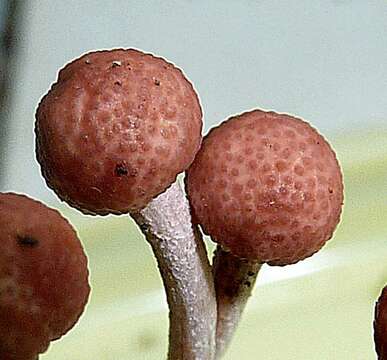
2, 0, 387, 204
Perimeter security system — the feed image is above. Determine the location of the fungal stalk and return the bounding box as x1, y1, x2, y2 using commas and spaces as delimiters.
212, 247, 262, 358
132, 181, 216, 359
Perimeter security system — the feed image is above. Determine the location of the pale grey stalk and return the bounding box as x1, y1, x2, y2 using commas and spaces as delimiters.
132, 181, 216, 360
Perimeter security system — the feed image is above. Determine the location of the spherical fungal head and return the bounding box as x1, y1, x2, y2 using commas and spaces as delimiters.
375, 286, 387, 359
186, 110, 343, 265
0, 193, 90, 359
36, 49, 202, 215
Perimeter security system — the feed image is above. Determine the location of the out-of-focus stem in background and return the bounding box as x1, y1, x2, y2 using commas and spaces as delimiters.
0, 0, 24, 186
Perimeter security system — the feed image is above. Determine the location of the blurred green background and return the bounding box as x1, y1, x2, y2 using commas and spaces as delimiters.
0, 1, 386, 359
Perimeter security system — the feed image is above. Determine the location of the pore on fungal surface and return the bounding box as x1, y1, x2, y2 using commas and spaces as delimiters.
35, 49, 202, 215
186, 109, 344, 265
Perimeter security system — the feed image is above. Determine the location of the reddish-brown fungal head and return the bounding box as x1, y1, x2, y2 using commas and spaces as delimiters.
0, 193, 90, 360
36, 49, 202, 215
186, 110, 343, 265
375, 286, 387, 359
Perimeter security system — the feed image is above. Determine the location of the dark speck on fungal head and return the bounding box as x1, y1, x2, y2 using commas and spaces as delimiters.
112, 60, 122, 68
17, 235, 39, 247
154, 79, 160, 86
115, 163, 129, 177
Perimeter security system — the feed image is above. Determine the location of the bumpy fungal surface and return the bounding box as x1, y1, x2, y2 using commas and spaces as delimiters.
375, 286, 387, 359
186, 110, 343, 265
36, 49, 202, 215
0, 193, 90, 360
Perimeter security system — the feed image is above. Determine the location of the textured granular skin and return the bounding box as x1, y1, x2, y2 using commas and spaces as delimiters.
375, 286, 387, 359
0, 193, 90, 360
36, 49, 202, 215
186, 110, 343, 265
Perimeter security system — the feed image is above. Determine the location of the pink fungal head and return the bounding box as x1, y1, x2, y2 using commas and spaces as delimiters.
0, 193, 90, 359
186, 110, 343, 265
36, 49, 202, 215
